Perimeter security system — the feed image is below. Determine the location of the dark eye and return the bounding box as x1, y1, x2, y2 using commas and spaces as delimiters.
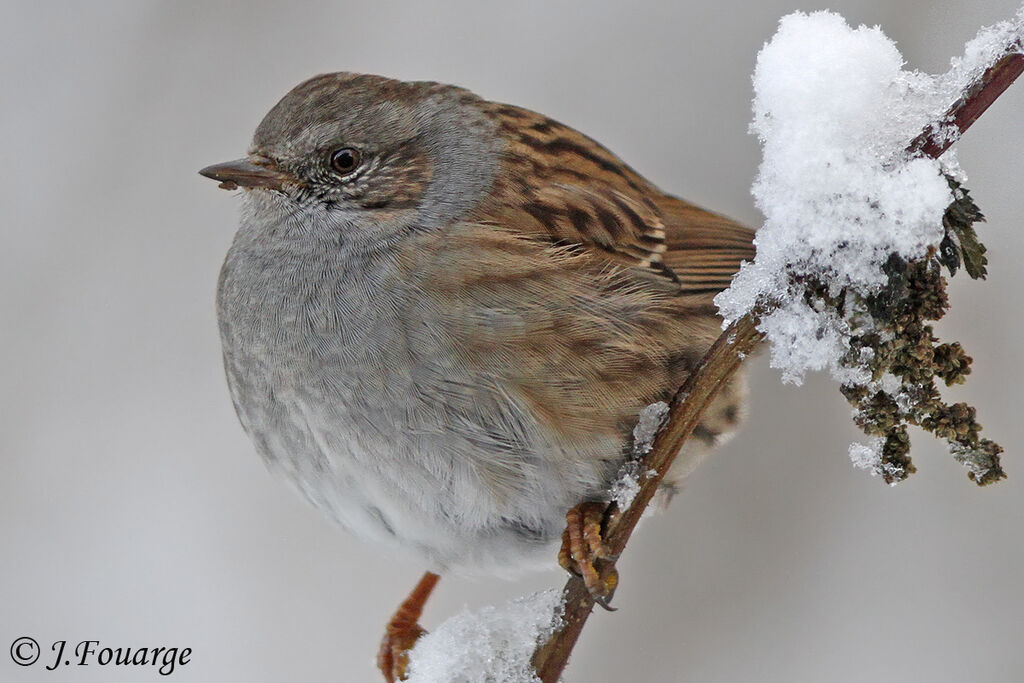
329, 147, 361, 175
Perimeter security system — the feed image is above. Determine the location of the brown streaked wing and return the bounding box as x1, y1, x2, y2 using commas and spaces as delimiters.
474, 101, 755, 295
473, 103, 679, 284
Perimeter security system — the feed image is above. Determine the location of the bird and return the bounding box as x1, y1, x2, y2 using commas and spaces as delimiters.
201, 72, 754, 681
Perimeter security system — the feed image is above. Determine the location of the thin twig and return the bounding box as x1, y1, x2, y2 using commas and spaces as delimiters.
532, 316, 763, 680
907, 51, 1024, 158
531, 30, 1023, 683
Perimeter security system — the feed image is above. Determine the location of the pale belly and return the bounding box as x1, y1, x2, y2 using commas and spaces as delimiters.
225, 361, 614, 574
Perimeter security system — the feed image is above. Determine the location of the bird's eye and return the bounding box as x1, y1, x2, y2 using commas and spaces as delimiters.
329, 148, 361, 176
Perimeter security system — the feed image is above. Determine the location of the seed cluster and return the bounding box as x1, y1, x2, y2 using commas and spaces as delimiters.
833, 178, 1003, 485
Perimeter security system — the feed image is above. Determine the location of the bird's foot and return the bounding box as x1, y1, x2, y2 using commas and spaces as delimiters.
558, 501, 619, 610
377, 571, 440, 682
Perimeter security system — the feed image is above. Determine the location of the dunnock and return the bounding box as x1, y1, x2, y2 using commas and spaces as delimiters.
202, 72, 753, 678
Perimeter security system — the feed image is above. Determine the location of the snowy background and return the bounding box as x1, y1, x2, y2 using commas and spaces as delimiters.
3, 1, 1022, 682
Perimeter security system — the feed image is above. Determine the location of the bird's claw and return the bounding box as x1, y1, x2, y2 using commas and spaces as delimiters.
558, 502, 620, 610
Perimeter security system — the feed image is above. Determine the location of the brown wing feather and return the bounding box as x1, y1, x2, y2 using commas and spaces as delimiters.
655, 195, 756, 301
472, 102, 755, 298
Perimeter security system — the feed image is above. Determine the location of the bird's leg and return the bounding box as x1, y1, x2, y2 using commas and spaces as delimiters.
377, 571, 440, 682
558, 502, 619, 610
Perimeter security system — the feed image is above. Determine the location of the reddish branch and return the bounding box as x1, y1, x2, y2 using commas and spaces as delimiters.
908, 50, 1024, 158
531, 31, 1023, 683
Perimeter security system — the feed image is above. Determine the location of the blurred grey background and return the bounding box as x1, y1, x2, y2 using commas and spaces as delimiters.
3, 1, 1021, 681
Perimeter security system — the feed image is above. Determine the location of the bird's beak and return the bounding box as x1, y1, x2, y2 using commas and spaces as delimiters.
199, 157, 294, 191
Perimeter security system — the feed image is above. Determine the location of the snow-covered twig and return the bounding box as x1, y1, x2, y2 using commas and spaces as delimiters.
531, 11, 1022, 682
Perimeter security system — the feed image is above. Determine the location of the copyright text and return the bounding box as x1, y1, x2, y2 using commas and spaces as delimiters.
10, 637, 191, 676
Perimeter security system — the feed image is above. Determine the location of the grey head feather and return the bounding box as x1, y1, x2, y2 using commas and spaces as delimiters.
248, 72, 501, 239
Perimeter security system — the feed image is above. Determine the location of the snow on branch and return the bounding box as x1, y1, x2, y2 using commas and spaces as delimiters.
406, 590, 564, 683
717, 10, 1022, 484
530, 9, 1022, 682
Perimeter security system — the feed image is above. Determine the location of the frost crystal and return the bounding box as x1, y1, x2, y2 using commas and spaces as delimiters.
611, 401, 670, 508
406, 590, 564, 683
849, 438, 904, 484
610, 466, 642, 510
632, 401, 670, 456
849, 439, 884, 471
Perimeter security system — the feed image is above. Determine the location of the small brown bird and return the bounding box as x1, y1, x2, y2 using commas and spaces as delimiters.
202, 73, 754, 681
